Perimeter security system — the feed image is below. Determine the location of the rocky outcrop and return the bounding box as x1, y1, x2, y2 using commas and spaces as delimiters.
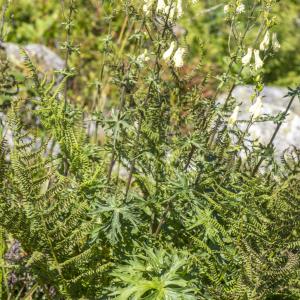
219, 85, 300, 154
0, 42, 65, 73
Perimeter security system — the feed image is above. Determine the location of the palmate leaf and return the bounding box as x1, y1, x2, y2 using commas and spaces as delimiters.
111, 248, 197, 300
90, 194, 141, 244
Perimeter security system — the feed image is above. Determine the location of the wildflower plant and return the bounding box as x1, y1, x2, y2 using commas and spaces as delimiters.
0, 0, 300, 299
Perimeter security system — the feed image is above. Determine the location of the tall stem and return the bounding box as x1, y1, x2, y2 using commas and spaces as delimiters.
208, 7, 266, 149
251, 93, 298, 176
107, 86, 126, 183
61, 0, 75, 113
0, 0, 8, 42
124, 2, 174, 200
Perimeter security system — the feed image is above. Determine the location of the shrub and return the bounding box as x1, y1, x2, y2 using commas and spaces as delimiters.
1, 0, 300, 299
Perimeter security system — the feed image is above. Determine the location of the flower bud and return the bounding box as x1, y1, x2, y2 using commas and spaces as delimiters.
173, 47, 185, 68
163, 41, 176, 61
228, 106, 240, 127
272, 33, 281, 52
242, 48, 253, 66
260, 31, 270, 51
254, 49, 263, 70
249, 96, 263, 120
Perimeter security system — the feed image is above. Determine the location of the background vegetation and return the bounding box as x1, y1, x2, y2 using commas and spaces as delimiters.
1, 0, 299, 109
0, 0, 300, 299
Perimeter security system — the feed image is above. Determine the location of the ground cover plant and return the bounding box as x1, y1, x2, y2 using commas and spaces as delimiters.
0, 0, 300, 299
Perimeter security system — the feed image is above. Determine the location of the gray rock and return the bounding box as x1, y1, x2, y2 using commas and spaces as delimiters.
219, 85, 300, 154
0, 43, 65, 148
0, 42, 65, 73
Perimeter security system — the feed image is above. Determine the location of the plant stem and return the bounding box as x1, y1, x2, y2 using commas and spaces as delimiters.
0, 0, 8, 42
61, 0, 75, 113
252, 93, 298, 176
124, 2, 174, 200
107, 86, 126, 183
208, 7, 265, 149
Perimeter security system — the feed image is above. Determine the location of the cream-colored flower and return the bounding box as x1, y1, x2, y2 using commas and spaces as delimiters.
137, 49, 150, 63
224, 4, 230, 14
163, 41, 176, 61
254, 49, 263, 70
260, 31, 270, 51
249, 96, 263, 120
173, 47, 185, 68
177, 0, 183, 17
164, 4, 175, 19
228, 106, 240, 127
236, 3, 245, 14
143, 0, 153, 15
156, 0, 166, 12
272, 33, 281, 52
242, 48, 253, 66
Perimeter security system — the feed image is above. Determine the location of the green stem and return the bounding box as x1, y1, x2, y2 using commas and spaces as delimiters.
252, 93, 298, 176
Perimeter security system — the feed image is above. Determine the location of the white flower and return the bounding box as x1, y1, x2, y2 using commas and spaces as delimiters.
143, 1, 153, 15
224, 4, 230, 14
272, 33, 281, 52
156, 0, 166, 12
242, 48, 253, 66
228, 106, 240, 127
163, 41, 176, 61
137, 49, 150, 63
249, 96, 263, 120
164, 5, 175, 19
254, 49, 263, 70
177, 0, 183, 17
236, 3, 245, 14
260, 31, 270, 51
173, 47, 185, 68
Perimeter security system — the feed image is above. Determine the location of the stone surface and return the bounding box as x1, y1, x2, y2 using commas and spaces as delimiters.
219, 85, 300, 154
0, 42, 65, 73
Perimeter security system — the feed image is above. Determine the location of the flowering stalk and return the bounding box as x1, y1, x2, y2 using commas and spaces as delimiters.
124, 1, 176, 200
208, 3, 273, 149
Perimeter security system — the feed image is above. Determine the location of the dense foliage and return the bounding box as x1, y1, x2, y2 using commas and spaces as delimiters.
0, 0, 300, 299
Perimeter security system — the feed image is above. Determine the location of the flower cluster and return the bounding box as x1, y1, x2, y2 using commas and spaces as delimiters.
162, 41, 185, 68
242, 48, 263, 70
143, 0, 197, 18
260, 31, 281, 52
241, 32, 280, 70
224, 2, 245, 15
228, 96, 263, 128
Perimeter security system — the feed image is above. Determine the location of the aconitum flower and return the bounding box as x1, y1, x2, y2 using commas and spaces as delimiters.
254, 49, 263, 70
224, 4, 230, 14
260, 31, 270, 51
143, 0, 153, 15
173, 47, 185, 68
228, 106, 240, 127
137, 49, 150, 63
177, 0, 183, 17
249, 96, 263, 120
272, 33, 281, 52
236, 3, 245, 14
164, 5, 175, 19
156, 0, 166, 12
242, 48, 253, 66
163, 41, 176, 61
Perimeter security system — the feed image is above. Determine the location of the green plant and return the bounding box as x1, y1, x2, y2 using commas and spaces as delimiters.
0, 0, 300, 299
111, 248, 196, 299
